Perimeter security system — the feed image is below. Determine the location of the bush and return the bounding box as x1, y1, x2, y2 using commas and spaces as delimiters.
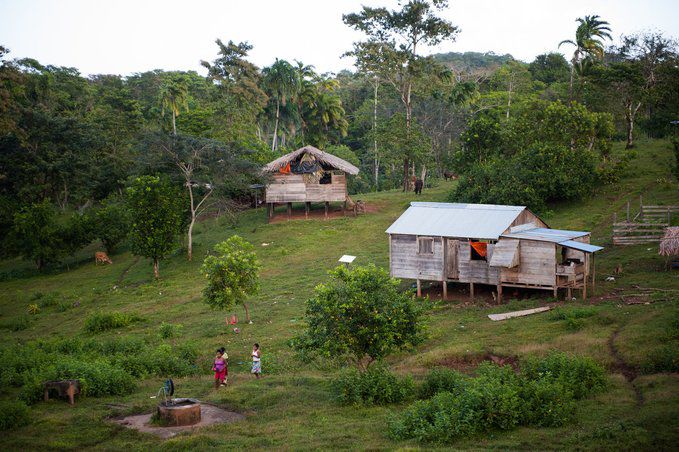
549, 306, 597, 321
520, 378, 576, 427
158, 322, 183, 339
521, 352, 607, 399
641, 344, 679, 374
92, 197, 130, 253
418, 367, 468, 399
110, 344, 198, 378
84, 312, 141, 333
334, 365, 414, 405
0, 401, 30, 431
391, 354, 607, 443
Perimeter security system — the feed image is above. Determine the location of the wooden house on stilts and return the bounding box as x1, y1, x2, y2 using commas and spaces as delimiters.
262, 146, 359, 221
386, 202, 603, 301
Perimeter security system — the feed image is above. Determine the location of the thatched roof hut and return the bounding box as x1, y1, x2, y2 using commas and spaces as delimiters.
262, 145, 359, 175
659, 227, 679, 256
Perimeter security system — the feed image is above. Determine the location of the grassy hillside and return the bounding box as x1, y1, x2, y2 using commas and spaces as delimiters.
1, 139, 678, 450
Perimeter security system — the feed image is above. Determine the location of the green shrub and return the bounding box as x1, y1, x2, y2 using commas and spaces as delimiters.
549, 306, 597, 321
418, 367, 468, 399
0, 401, 30, 430
519, 378, 576, 427
84, 311, 141, 333
52, 357, 134, 397
110, 344, 198, 378
522, 352, 606, 399
334, 365, 414, 405
158, 322, 183, 339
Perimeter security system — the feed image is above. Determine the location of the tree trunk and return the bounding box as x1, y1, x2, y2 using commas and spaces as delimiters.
373, 78, 379, 190
172, 111, 177, 136
625, 100, 642, 149
272, 99, 280, 152
243, 302, 251, 323
402, 158, 409, 192
187, 215, 195, 261
153, 259, 160, 279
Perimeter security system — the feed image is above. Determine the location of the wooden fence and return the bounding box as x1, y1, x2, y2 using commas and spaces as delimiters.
612, 197, 676, 246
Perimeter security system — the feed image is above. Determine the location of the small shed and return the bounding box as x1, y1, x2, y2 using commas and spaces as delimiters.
386, 202, 603, 301
262, 145, 359, 221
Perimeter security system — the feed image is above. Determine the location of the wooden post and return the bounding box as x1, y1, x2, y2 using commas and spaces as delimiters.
305, 202, 310, 219
324, 201, 329, 219
553, 287, 558, 300
442, 281, 447, 300
287, 202, 292, 220
416, 279, 422, 297
567, 287, 572, 300
497, 284, 502, 304
469, 282, 474, 299
592, 254, 596, 294
343, 200, 347, 217
267, 203, 273, 222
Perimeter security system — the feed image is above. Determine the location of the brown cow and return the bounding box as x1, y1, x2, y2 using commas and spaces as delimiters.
443, 171, 458, 181
95, 251, 112, 265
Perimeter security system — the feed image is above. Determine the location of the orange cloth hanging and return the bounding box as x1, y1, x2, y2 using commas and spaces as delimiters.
470, 241, 487, 257
279, 162, 291, 174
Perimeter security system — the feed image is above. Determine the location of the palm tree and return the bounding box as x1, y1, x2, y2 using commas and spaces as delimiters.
262, 59, 301, 151
559, 15, 612, 98
160, 76, 189, 136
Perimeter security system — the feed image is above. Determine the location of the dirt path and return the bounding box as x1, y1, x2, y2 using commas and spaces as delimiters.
117, 256, 140, 285
608, 326, 644, 406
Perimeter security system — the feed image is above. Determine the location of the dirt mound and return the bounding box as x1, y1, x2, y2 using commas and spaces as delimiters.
438, 353, 519, 373
113, 402, 245, 439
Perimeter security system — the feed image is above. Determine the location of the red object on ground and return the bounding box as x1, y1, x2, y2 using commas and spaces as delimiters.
230, 314, 238, 325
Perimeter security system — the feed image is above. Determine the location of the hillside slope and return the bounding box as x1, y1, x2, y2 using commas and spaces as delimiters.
1, 139, 678, 450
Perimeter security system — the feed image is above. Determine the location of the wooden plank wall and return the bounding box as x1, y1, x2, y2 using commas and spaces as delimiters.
390, 234, 444, 281
266, 173, 347, 203
501, 239, 555, 286
457, 242, 500, 284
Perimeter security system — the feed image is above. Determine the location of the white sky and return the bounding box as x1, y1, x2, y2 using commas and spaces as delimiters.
1, 0, 677, 76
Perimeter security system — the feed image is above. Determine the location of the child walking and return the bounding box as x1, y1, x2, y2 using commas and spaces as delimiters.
213, 347, 228, 388
251, 343, 261, 379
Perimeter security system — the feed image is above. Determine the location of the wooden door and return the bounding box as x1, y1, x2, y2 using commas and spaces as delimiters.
446, 239, 459, 279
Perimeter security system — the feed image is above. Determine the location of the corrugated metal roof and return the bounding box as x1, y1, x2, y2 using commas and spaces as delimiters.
559, 240, 604, 253
502, 227, 589, 242
385, 202, 525, 239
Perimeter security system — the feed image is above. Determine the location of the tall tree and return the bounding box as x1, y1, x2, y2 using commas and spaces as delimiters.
262, 59, 301, 151
559, 15, 612, 98
344, 0, 459, 191
126, 175, 184, 279
159, 75, 189, 136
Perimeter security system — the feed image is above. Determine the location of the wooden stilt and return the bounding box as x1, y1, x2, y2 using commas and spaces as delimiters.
343, 200, 347, 216
305, 202, 310, 219
417, 279, 422, 297
469, 282, 474, 299
287, 202, 292, 220
497, 284, 503, 304
567, 287, 572, 300
553, 287, 558, 300
442, 280, 447, 300
324, 201, 329, 219
267, 203, 273, 222
592, 254, 596, 294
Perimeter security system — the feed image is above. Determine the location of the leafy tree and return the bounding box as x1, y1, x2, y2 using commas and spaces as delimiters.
92, 196, 130, 253
294, 264, 426, 370
559, 15, 612, 98
201, 235, 261, 322
8, 200, 64, 270
300, 76, 349, 148
344, 0, 459, 190
159, 75, 189, 136
490, 60, 533, 119
126, 176, 184, 278
529, 53, 570, 85
262, 59, 301, 151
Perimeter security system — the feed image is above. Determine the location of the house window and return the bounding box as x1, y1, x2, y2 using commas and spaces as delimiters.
470, 240, 488, 261
418, 237, 434, 255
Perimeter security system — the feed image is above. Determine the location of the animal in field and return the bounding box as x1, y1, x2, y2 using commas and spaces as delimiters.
95, 251, 112, 265
443, 171, 458, 181
414, 179, 423, 195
